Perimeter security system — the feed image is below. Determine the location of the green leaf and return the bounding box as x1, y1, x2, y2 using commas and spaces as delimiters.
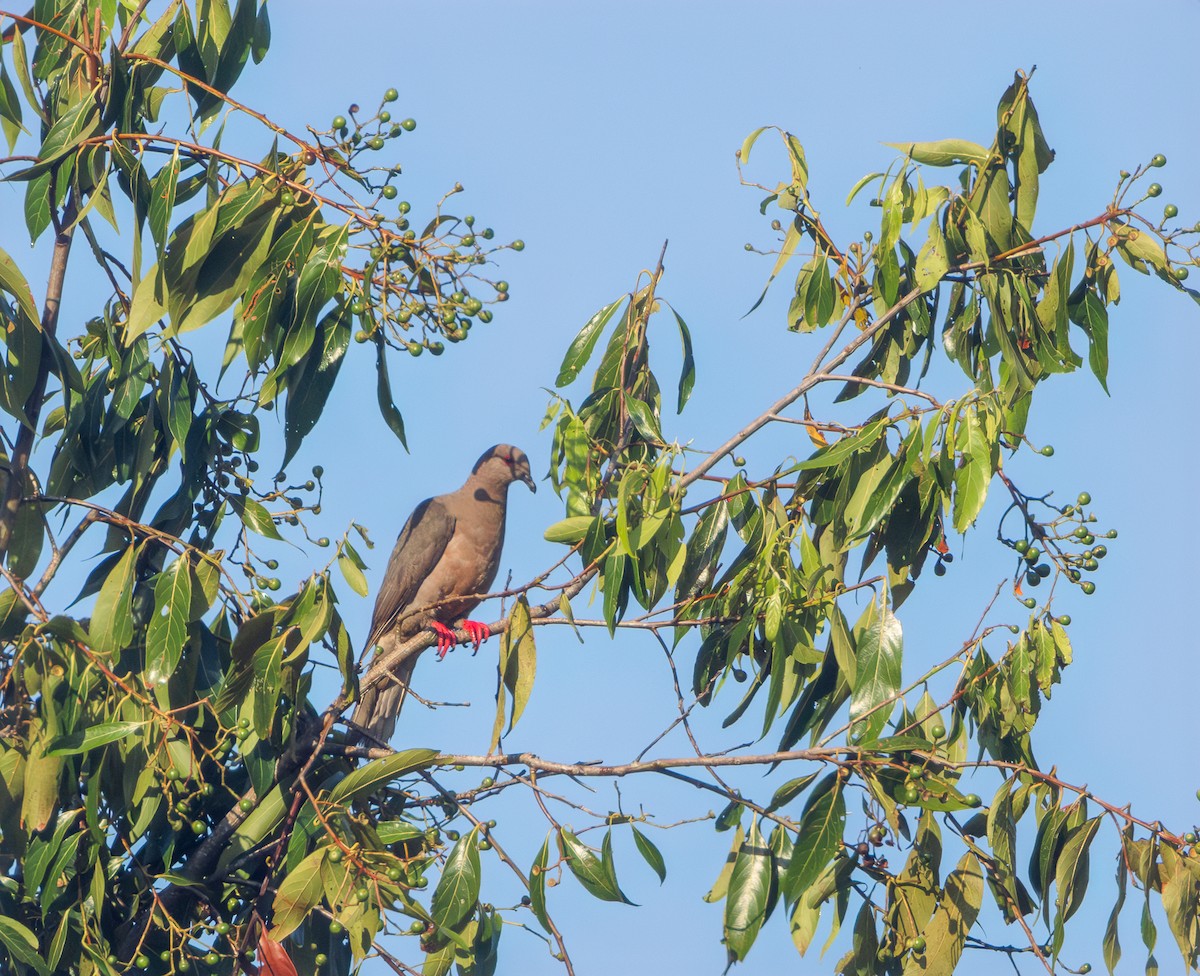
738, 126, 769, 166
1104, 843, 1127, 974
849, 591, 903, 743
432, 828, 481, 930
783, 772, 845, 901
502, 595, 536, 734
559, 829, 633, 904
900, 852, 983, 976
47, 721, 146, 756
528, 835, 553, 934
0, 245, 39, 325
374, 337, 408, 450
543, 516, 595, 545
724, 819, 773, 962
914, 217, 950, 294
283, 306, 351, 465
667, 302, 695, 413
231, 495, 282, 540
34, 94, 100, 170
337, 546, 369, 598
0, 916, 50, 976
148, 147, 180, 259
556, 296, 626, 387
631, 825, 666, 884
884, 139, 992, 167
1055, 816, 1101, 923
802, 249, 837, 330
1068, 286, 1110, 393
268, 848, 325, 940
327, 748, 438, 805
89, 542, 137, 654
251, 0, 271, 62
24, 170, 52, 242
146, 556, 194, 687
676, 497, 728, 602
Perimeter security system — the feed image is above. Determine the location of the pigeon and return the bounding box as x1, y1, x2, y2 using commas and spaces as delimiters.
348, 445, 535, 743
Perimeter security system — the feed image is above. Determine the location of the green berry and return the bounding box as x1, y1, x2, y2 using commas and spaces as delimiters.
1014, 539, 1029, 553
1077, 491, 1091, 506
387, 866, 403, 881
931, 723, 946, 739
964, 794, 982, 808
332, 116, 347, 130
368, 136, 385, 151
216, 922, 231, 936
239, 798, 254, 812
1147, 183, 1162, 197
511, 239, 525, 251
1173, 266, 1190, 281
1081, 580, 1096, 595
382, 185, 398, 200
903, 786, 919, 804
205, 953, 221, 966
329, 921, 344, 935
135, 956, 150, 970
1058, 615, 1072, 626
1164, 203, 1179, 219
280, 190, 295, 207
315, 954, 328, 967
410, 920, 425, 934
1080, 965, 1092, 975
1024, 547, 1040, 563
401, 118, 416, 131
384, 88, 399, 102
191, 819, 206, 835
1151, 154, 1167, 167
1040, 444, 1054, 456
1184, 831, 1198, 845
1023, 596, 1037, 609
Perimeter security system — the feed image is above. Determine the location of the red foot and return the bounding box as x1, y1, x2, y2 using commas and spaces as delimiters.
431, 621, 457, 658
461, 619, 490, 650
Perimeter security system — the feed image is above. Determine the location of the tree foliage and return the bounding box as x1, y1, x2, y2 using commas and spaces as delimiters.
0, 5, 1197, 976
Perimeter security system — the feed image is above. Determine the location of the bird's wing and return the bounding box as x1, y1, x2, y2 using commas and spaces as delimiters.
363, 496, 456, 651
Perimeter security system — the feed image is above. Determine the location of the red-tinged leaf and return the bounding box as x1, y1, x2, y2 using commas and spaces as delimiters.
257, 931, 298, 976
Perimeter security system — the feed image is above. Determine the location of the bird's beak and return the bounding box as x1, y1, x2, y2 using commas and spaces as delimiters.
521, 471, 537, 493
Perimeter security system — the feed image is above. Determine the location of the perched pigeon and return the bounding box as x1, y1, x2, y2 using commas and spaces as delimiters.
349, 445, 536, 743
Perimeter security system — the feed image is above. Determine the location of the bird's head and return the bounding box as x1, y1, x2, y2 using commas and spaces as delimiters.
473, 444, 537, 493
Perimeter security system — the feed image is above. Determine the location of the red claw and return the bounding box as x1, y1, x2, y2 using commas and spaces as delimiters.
431, 621, 457, 658
461, 620, 490, 650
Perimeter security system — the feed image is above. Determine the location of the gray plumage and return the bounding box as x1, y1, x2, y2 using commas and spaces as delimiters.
349, 445, 535, 743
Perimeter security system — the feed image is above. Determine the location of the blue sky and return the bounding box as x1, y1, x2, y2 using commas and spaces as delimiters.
5, 1, 1200, 973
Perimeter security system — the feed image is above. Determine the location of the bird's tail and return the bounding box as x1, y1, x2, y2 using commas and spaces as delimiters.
347, 656, 415, 746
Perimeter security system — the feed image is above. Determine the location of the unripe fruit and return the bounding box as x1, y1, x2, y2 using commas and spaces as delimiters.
329, 921, 344, 935
216, 922, 231, 936
384, 87, 399, 102
1058, 615, 1072, 626
205, 953, 220, 965
368, 136, 385, 151
1147, 183, 1162, 197
135, 956, 150, 969
382, 185, 398, 200
512, 239, 525, 251
401, 118, 416, 131
964, 794, 982, 808
1077, 491, 1091, 506
1151, 154, 1167, 167
1041, 444, 1054, 456
1173, 266, 1190, 281
332, 116, 347, 130
1081, 581, 1096, 595
280, 190, 295, 207
1164, 203, 1178, 219
931, 723, 946, 739
239, 798, 254, 812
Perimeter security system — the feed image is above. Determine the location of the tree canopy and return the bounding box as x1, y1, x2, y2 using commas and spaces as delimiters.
0, 4, 1197, 976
